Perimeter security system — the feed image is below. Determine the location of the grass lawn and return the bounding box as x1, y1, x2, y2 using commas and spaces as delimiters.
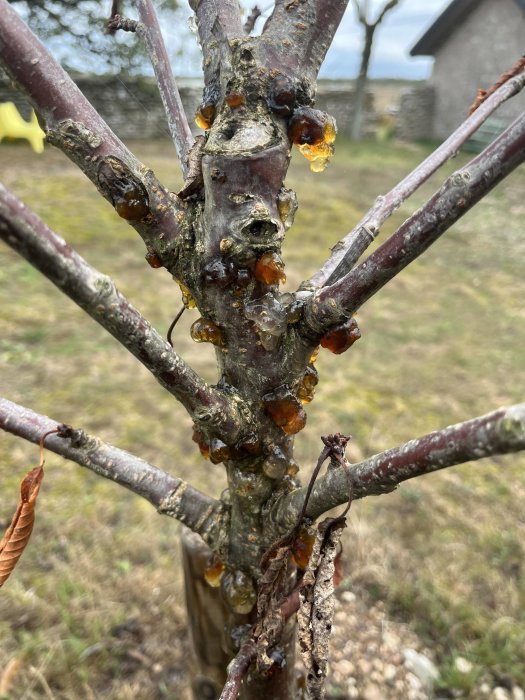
0, 136, 524, 698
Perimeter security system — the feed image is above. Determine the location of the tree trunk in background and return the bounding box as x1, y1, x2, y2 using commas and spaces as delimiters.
182, 529, 231, 699
351, 24, 374, 141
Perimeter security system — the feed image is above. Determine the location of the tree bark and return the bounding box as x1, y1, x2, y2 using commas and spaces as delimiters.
181, 529, 298, 700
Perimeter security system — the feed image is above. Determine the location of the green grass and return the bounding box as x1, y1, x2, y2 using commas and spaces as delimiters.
1, 137, 524, 698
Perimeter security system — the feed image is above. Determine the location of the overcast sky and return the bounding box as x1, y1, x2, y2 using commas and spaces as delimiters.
319, 0, 452, 79
32, 0, 455, 79
176, 0, 454, 79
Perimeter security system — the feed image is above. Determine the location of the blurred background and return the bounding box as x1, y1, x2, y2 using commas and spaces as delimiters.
1, 1, 524, 698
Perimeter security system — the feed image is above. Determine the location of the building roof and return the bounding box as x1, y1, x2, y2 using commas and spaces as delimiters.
410, 0, 525, 56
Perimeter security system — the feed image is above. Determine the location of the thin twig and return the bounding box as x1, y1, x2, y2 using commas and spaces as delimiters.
167, 306, 186, 347
468, 55, 525, 115
303, 109, 525, 335
135, 0, 194, 173
106, 14, 139, 34
0, 398, 226, 546
307, 67, 525, 288
271, 403, 525, 532
244, 5, 262, 34
219, 640, 257, 700
0, 184, 245, 443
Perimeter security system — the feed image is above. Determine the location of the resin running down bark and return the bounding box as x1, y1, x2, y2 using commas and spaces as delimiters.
1, 0, 525, 697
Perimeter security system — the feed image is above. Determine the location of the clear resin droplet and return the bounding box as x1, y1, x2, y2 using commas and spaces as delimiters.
221, 570, 257, 614
244, 294, 286, 350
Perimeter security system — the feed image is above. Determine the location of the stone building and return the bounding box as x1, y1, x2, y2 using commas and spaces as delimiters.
410, 0, 525, 140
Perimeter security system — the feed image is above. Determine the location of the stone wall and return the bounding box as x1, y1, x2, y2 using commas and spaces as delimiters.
396, 85, 435, 142
0, 74, 374, 140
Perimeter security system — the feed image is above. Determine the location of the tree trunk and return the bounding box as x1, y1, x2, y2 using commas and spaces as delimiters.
351, 24, 375, 141
182, 529, 298, 700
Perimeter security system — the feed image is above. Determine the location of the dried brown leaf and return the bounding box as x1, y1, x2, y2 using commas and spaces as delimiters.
297, 516, 347, 700
0, 465, 44, 588
255, 543, 293, 671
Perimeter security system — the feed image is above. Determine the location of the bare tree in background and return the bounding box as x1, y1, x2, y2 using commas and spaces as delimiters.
1, 0, 525, 698
7, 0, 182, 72
350, 0, 401, 140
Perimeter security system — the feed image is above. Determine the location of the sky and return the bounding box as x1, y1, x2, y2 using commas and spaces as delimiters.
167, 0, 454, 80
17, 0, 454, 79
319, 0, 452, 79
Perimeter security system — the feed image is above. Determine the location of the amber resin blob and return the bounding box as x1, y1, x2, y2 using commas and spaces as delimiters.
204, 554, 225, 587
226, 92, 246, 108
262, 385, 307, 435
291, 526, 316, 569
268, 73, 296, 117
174, 278, 197, 309
321, 317, 361, 354
288, 107, 337, 172
298, 364, 319, 405
114, 182, 150, 221
221, 569, 257, 614
254, 252, 286, 285
145, 250, 162, 268
192, 427, 210, 460
195, 101, 216, 130
190, 317, 224, 346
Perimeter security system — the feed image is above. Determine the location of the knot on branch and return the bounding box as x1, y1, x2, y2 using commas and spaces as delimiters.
106, 14, 139, 35
56, 423, 93, 450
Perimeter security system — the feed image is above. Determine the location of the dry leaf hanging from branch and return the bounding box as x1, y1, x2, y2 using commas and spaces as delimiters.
297, 516, 347, 699
255, 538, 295, 671
0, 464, 44, 587
0, 427, 61, 588
297, 433, 353, 699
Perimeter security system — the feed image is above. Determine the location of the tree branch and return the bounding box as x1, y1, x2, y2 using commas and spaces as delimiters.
303, 109, 525, 335
270, 403, 525, 534
308, 68, 525, 288
0, 398, 227, 549
0, 0, 183, 267
135, 0, 194, 174
189, 0, 244, 94
352, 0, 367, 25
0, 184, 247, 444
373, 0, 399, 27
219, 640, 257, 700
261, 0, 349, 87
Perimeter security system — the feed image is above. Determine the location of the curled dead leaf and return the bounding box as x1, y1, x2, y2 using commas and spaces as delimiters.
0, 465, 44, 588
